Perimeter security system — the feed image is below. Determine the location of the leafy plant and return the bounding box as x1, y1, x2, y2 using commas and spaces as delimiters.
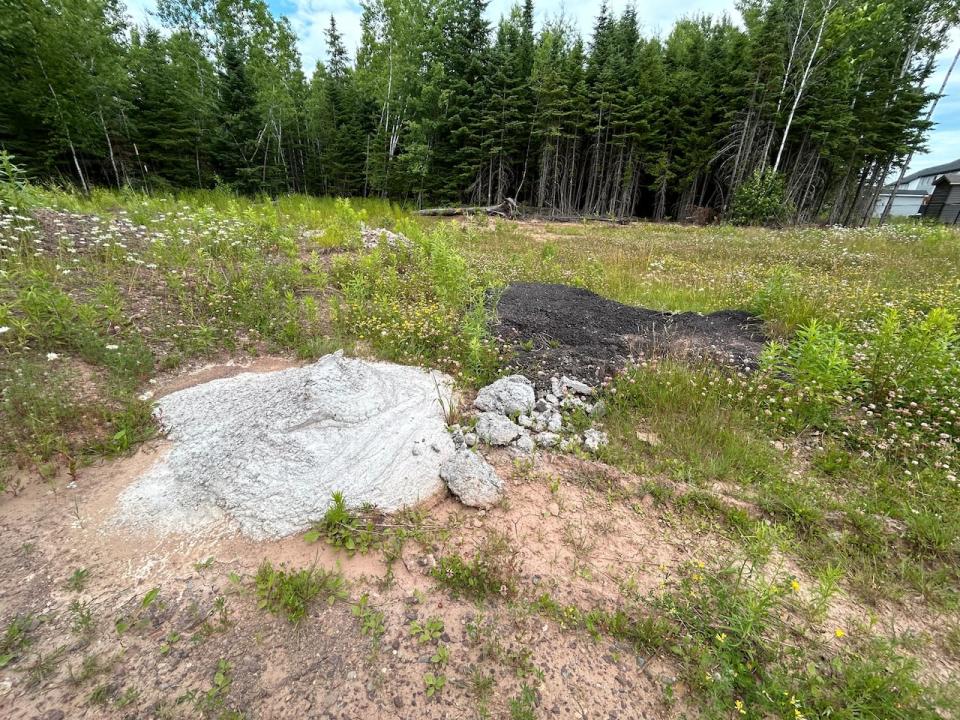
66, 567, 90, 592
409, 616, 444, 644
760, 319, 861, 429
423, 671, 446, 698
0, 614, 38, 668
352, 593, 385, 640
430, 643, 449, 666
254, 561, 346, 624
431, 533, 518, 601
195, 658, 244, 719
306, 491, 377, 554
115, 587, 162, 639
69, 600, 96, 636
509, 684, 538, 720
729, 168, 791, 226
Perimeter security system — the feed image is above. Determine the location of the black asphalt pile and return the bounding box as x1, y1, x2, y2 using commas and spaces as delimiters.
493, 283, 767, 385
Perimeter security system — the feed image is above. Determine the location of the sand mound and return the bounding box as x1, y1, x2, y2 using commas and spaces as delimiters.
115, 352, 455, 539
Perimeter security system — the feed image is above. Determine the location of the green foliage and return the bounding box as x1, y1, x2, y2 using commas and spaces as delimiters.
749, 266, 819, 334
729, 168, 791, 226
430, 534, 518, 601
332, 222, 497, 383
600, 362, 783, 486
0, 0, 949, 225
194, 658, 245, 720
0, 152, 35, 210
409, 616, 444, 644
656, 563, 942, 719
760, 320, 861, 429
430, 643, 450, 666
254, 561, 347, 624
423, 671, 446, 698
69, 600, 96, 636
0, 614, 38, 668
66, 567, 90, 592
533, 593, 671, 652
352, 593, 385, 640
307, 491, 377, 554
509, 684, 538, 720
861, 306, 958, 403
115, 587, 163, 638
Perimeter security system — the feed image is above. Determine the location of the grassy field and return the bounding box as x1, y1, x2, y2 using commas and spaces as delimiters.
1, 177, 959, 718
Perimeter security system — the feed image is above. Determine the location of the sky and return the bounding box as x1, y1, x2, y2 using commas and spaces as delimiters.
125, 0, 959, 175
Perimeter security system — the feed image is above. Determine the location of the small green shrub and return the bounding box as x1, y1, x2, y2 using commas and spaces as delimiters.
656, 563, 942, 719
750, 266, 818, 334
409, 616, 444, 644
0, 614, 38, 668
729, 168, 791, 226
759, 320, 861, 430
431, 534, 518, 601
69, 600, 96, 636
66, 567, 90, 592
331, 222, 497, 383
254, 561, 346, 624
306, 491, 377, 554
352, 593, 385, 640
0, 151, 36, 210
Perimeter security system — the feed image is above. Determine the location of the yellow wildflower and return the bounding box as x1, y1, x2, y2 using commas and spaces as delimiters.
715, 632, 727, 644
735, 699, 746, 715
834, 627, 846, 638
790, 579, 800, 593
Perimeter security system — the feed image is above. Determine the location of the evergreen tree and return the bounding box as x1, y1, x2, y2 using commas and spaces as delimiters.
214, 39, 262, 193
0, 0, 955, 223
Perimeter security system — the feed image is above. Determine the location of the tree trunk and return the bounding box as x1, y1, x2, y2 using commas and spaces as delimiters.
774, 0, 832, 173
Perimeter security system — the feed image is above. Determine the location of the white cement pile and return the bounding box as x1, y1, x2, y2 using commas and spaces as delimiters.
115, 352, 456, 539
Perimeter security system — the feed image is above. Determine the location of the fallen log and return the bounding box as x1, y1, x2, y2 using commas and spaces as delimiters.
418, 198, 518, 218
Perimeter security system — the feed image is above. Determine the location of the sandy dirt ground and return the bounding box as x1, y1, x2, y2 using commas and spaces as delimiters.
1, 359, 955, 719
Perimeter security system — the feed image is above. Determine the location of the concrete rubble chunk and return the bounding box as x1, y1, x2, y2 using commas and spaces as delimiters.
547, 411, 563, 433
475, 412, 524, 446
534, 431, 560, 448
512, 433, 535, 454
114, 352, 455, 539
474, 375, 536, 415
583, 428, 609, 452
440, 449, 504, 508
360, 223, 411, 250
562, 376, 595, 396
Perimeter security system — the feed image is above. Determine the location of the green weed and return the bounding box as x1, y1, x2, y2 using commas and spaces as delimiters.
423, 671, 446, 698
254, 561, 346, 624
409, 616, 444, 644
0, 614, 38, 668
66, 567, 90, 591
352, 593, 385, 640
431, 533, 518, 601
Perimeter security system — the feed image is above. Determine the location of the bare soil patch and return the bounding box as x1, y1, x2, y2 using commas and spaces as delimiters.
0, 442, 701, 719
494, 282, 767, 385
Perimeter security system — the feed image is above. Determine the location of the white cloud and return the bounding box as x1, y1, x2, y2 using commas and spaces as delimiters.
285, 0, 364, 73
487, 0, 740, 39
123, 0, 157, 27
